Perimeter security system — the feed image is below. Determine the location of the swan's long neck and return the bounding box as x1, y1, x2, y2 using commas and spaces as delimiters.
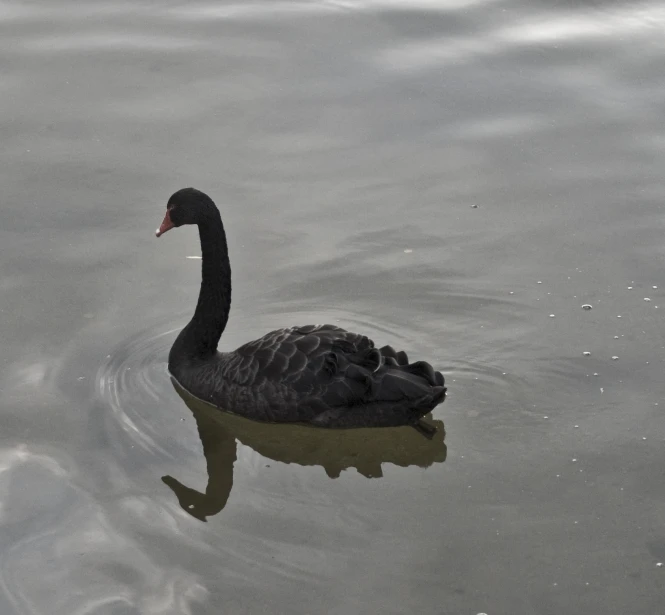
170, 210, 231, 364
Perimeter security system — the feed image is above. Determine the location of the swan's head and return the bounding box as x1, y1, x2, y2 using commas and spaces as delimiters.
156, 187, 216, 237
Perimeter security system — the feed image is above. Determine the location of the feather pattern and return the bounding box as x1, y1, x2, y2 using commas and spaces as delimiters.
171, 324, 446, 428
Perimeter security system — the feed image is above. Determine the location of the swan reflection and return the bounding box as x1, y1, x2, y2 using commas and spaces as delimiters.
162, 380, 446, 521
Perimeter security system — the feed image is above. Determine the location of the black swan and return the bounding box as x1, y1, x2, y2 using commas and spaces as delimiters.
156, 188, 446, 436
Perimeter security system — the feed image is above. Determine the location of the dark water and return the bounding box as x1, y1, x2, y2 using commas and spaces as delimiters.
1, 1, 665, 613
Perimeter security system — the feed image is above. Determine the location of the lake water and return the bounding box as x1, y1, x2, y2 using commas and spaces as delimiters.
1, 1, 664, 613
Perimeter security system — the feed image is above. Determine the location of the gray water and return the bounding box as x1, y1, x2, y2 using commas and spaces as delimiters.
1, 1, 665, 613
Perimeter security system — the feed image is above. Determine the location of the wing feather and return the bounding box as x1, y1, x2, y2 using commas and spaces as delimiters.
202, 323, 444, 428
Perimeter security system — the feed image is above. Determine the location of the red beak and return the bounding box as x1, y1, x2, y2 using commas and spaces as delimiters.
155, 210, 175, 237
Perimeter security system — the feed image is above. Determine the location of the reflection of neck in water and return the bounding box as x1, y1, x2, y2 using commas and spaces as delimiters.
161, 405, 237, 522
162, 380, 447, 521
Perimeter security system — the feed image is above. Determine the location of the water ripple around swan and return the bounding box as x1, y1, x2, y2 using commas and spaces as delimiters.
96, 320, 181, 460
95, 312, 448, 521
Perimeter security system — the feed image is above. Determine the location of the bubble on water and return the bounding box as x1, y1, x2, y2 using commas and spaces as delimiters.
612, 356, 619, 360
613, 336, 619, 339
593, 373, 599, 376
581, 304, 593, 310
583, 351, 591, 356
549, 314, 555, 318
509, 291, 514, 294
627, 286, 633, 290
653, 285, 658, 289
657, 562, 663, 567
644, 297, 651, 302
403, 249, 413, 253
617, 315, 622, 318
471, 204, 478, 208
642, 437, 647, 440
600, 387, 604, 393
537, 280, 542, 284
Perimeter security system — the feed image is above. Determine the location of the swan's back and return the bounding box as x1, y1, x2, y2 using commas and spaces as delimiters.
170, 324, 446, 429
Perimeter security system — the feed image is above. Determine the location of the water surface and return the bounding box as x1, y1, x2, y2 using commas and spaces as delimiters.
1, 1, 664, 613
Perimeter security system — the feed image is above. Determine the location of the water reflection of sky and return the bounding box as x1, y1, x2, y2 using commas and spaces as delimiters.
1, 0, 665, 613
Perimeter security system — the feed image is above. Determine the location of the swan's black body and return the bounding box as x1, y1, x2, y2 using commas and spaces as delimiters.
158, 188, 446, 431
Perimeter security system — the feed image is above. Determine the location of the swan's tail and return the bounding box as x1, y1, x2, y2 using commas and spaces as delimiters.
375, 345, 447, 416
317, 344, 446, 430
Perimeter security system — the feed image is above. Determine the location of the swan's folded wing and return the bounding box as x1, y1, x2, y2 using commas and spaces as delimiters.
222, 324, 374, 392
213, 325, 444, 427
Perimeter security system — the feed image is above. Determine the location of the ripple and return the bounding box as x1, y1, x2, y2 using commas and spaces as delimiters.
449, 359, 532, 419
0, 441, 209, 615
17, 31, 207, 54
166, 1, 338, 21
96, 314, 448, 520
95, 320, 180, 458
374, 2, 665, 72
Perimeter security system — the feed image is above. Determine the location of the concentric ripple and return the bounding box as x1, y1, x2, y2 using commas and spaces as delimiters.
449, 358, 533, 417
95, 312, 450, 520
95, 319, 183, 459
